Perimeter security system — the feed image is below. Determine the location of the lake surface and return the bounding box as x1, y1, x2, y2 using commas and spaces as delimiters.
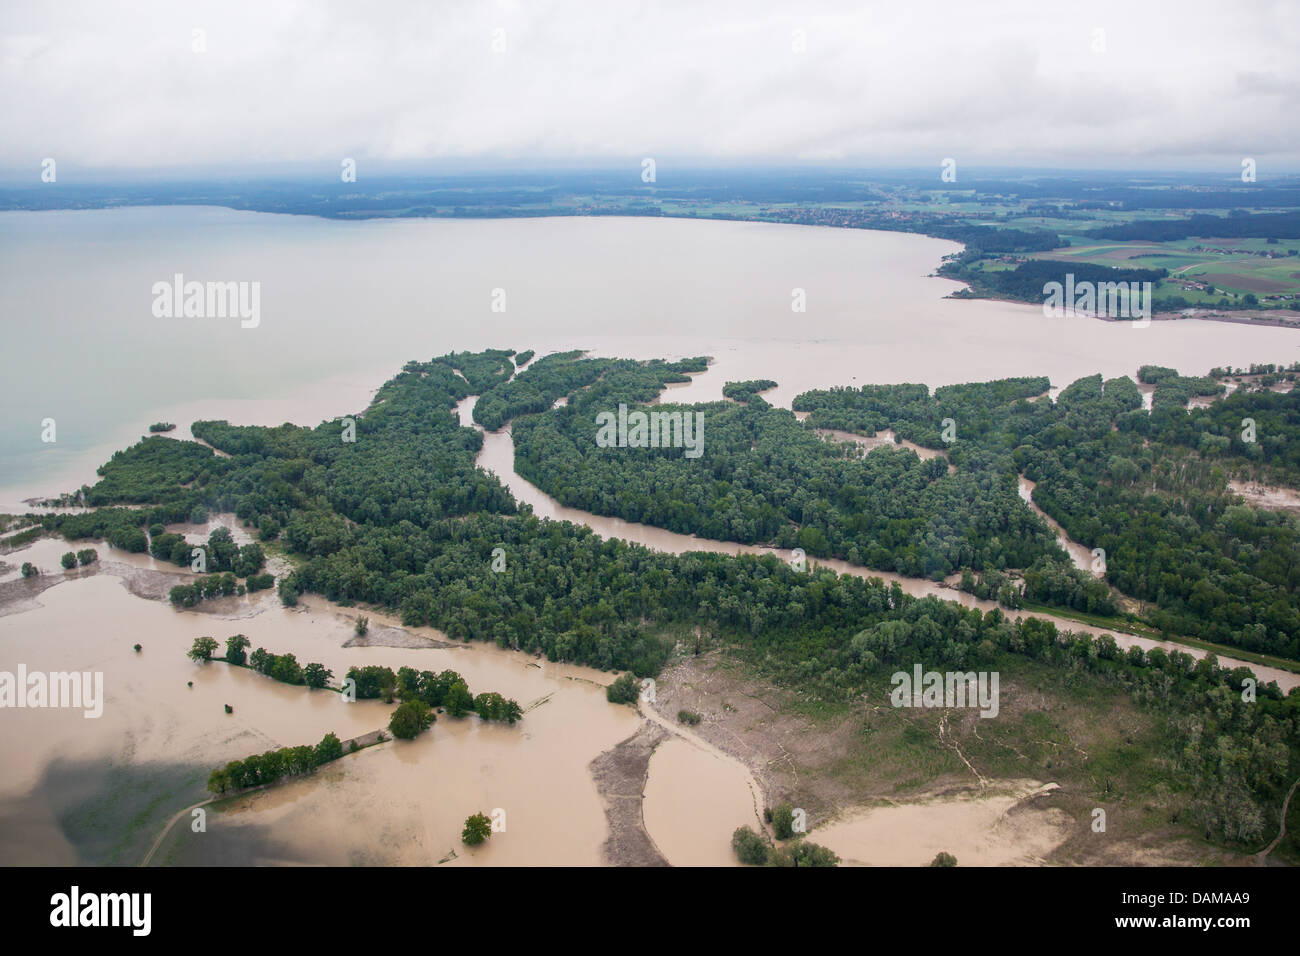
3, 207, 1298, 508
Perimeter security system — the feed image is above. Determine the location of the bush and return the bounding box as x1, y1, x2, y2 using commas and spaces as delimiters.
76, 548, 97, 566
677, 709, 702, 725
354, 616, 370, 636
931, 851, 958, 867
60, 551, 77, 570
731, 826, 770, 865
20, 562, 38, 578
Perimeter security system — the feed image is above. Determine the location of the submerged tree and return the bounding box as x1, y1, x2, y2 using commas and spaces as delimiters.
732, 826, 770, 865
389, 699, 435, 739
225, 633, 250, 666
187, 636, 219, 663
462, 812, 492, 846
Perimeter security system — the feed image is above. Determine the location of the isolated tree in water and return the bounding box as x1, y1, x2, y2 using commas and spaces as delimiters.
388, 699, 434, 739
303, 662, 333, 689
462, 812, 492, 846
225, 634, 250, 666
187, 636, 219, 663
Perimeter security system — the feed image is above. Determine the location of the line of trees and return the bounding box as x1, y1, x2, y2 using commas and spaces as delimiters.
344, 664, 522, 722
207, 731, 345, 794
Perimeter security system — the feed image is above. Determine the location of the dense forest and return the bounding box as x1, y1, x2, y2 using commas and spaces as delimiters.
793, 370, 1300, 659
513, 365, 1062, 578
940, 256, 1168, 307
1088, 210, 1300, 242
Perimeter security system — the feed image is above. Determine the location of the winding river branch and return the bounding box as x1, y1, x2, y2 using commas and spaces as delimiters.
456, 394, 1299, 694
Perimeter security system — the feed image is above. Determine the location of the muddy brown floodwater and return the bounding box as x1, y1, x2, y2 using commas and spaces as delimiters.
0, 556, 661, 865
1018, 477, 1100, 575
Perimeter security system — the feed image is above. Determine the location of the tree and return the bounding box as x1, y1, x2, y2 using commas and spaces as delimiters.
303, 662, 332, 689
269, 653, 303, 685
207, 767, 230, 794
76, 548, 97, 566
606, 672, 639, 705
388, 699, 435, 739
499, 699, 524, 724
205, 526, 239, 572
472, 691, 522, 723
258, 515, 280, 541
225, 633, 250, 666
444, 680, 473, 717
771, 802, 796, 840
355, 616, 370, 636
314, 732, 344, 765
187, 636, 219, 663
768, 840, 839, 867
20, 562, 38, 578
287, 745, 318, 775
233, 542, 265, 578
931, 851, 958, 867
249, 647, 271, 673
462, 812, 492, 846
345, 665, 398, 700
60, 551, 77, 570
731, 826, 770, 865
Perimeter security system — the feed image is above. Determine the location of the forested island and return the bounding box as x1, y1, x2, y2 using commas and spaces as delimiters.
36, 347, 1300, 855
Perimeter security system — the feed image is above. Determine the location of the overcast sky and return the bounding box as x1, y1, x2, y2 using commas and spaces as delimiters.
2, 0, 1299, 176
